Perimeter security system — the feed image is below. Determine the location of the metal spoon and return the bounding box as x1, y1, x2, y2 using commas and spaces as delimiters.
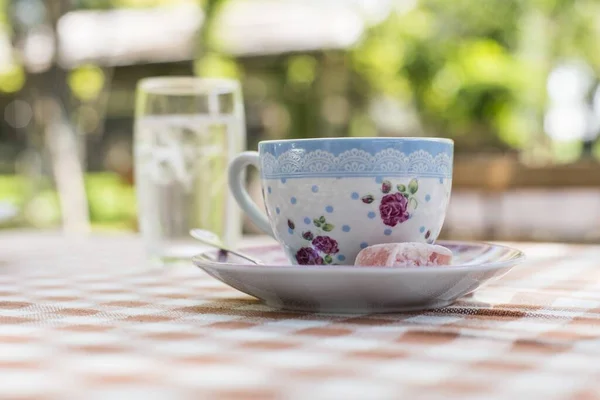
189, 229, 263, 265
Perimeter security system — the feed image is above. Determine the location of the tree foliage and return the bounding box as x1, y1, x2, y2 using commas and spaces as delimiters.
350, 0, 600, 152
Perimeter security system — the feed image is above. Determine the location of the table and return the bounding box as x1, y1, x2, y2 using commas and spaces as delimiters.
0, 231, 599, 399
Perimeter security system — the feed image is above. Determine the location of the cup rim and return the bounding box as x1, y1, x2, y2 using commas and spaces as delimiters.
258, 137, 454, 145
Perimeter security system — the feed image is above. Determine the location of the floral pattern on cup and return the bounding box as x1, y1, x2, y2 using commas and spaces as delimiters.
294, 215, 339, 265
295, 247, 323, 265
289, 178, 430, 265
312, 236, 339, 255
361, 178, 419, 227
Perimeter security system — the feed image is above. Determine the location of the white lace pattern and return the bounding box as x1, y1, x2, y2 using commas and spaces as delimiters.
261, 148, 452, 179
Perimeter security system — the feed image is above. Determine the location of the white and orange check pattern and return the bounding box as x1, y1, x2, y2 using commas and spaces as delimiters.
0, 232, 599, 399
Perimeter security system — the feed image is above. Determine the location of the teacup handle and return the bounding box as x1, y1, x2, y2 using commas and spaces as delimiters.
228, 151, 274, 237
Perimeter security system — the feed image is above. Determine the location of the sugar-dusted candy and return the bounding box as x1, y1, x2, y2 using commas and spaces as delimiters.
354, 242, 453, 267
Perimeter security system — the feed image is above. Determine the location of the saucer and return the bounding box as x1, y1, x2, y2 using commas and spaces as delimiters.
192, 241, 525, 313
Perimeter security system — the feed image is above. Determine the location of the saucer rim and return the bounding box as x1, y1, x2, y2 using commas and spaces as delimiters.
191, 240, 526, 274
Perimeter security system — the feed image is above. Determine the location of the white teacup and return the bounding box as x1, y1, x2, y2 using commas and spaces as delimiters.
229, 137, 454, 265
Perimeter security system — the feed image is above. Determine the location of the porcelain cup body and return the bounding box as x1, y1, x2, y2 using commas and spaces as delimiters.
228, 138, 454, 265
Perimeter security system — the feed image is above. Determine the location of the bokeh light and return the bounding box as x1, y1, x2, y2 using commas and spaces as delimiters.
4, 99, 33, 128
68, 64, 105, 101
0, 65, 25, 93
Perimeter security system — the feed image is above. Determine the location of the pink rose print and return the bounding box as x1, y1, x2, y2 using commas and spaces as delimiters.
379, 192, 409, 227
311, 236, 339, 255
295, 247, 324, 265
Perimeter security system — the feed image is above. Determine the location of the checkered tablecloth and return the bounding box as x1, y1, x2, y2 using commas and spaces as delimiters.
0, 231, 599, 400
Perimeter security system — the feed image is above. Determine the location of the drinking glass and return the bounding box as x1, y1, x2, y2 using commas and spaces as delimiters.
134, 77, 245, 265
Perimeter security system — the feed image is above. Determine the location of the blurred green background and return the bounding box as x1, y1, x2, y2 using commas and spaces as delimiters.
0, 0, 599, 241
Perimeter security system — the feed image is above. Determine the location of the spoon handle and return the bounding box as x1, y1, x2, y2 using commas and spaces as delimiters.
217, 248, 264, 265
189, 229, 263, 265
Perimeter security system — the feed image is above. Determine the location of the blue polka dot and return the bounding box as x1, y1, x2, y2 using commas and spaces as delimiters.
368, 211, 376, 219
425, 194, 431, 202
337, 255, 346, 262
288, 228, 294, 234
267, 186, 272, 194
351, 192, 359, 200
325, 205, 334, 213
384, 229, 392, 236
276, 207, 280, 214
304, 217, 311, 225
342, 225, 351, 232
375, 177, 383, 183
420, 226, 426, 233
360, 242, 368, 249
290, 197, 297, 205
311, 185, 319, 193
439, 177, 444, 184
281, 178, 287, 184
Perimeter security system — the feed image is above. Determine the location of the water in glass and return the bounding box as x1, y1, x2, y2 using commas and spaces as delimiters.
134, 78, 245, 265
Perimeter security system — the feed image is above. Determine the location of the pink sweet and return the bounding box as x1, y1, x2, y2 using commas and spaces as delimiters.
354, 242, 453, 267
